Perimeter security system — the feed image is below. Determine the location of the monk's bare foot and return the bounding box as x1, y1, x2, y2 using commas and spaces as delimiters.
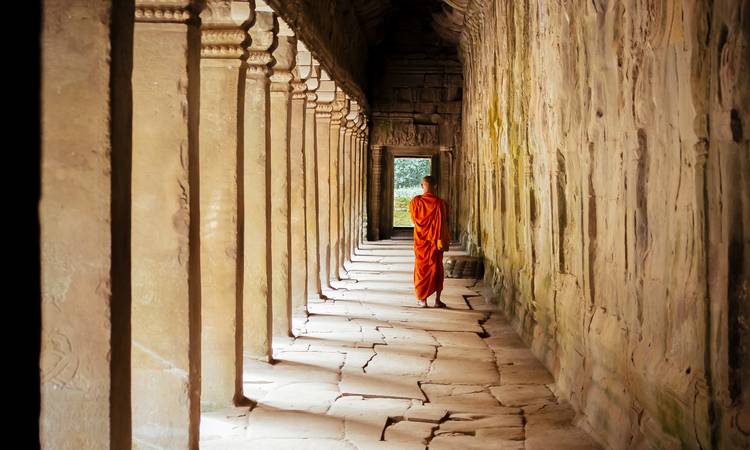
434, 299, 447, 308
416, 300, 427, 308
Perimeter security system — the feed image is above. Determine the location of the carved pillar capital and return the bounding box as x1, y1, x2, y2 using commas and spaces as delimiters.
246, 51, 273, 77
315, 103, 333, 119
304, 64, 320, 108
270, 71, 294, 92
315, 70, 336, 118
245, 6, 274, 78
305, 92, 318, 108
331, 92, 349, 126
200, 1, 254, 59
291, 81, 307, 99
135, 0, 199, 23
269, 15, 296, 91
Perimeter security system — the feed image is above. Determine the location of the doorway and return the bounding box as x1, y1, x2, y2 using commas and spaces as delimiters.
392, 157, 432, 233
376, 146, 446, 240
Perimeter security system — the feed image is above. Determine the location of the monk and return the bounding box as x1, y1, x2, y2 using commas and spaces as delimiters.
408, 175, 450, 308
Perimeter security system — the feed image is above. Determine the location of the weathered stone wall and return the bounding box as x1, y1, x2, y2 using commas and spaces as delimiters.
456, 0, 750, 448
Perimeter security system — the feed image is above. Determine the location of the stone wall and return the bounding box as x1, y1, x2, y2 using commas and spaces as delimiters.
456, 0, 749, 449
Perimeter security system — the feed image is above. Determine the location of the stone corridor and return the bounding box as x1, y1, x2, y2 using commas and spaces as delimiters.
40, 0, 749, 449
200, 239, 601, 449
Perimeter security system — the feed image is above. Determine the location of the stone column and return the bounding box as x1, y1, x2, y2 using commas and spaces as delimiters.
329, 90, 348, 283
353, 116, 367, 256
289, 42, 310, 319
340, 103, 358, 275
439, 145, 454, 239
352, 125, 361, 255
362, 131, 370, 244
130, 1, 202, 447
269, 17, 296, 338
315, 73, 336, 292
369, 144, 384, 241
341, 120, 352, 274
198, 0, 252, 410
304, 60, 322, 300
242, 3, 274, 360
40, 1, 132, 447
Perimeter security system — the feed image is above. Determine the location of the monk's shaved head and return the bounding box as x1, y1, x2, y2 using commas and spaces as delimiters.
421, 175, 435, 194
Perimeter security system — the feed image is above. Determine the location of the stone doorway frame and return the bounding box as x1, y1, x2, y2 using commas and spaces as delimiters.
369, 144, 454, 240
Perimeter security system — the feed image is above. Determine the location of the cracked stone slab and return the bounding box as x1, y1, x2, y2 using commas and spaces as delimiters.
404, 404, 449, 423
425, 354, 501, 384
430, 331, 487, 348
422, 384, 500, 410
396, 318, 485, 334
306, 315, 362, 333
365, 344, 436, 377
476, 427, 526, 440
384, 420, 436, 444
435, 345, 495, 362
428, 435, 525, 450
489, 384, 555, 406
327, 396, 412, 446
466, 296, 496, 311
342, 347, 377, 373
260, 382, 341, 414
200, 406, 250, 440
483, 334, 527, 351
525, 425, 602, 450
356, 441, 426, 450
202, 438, 358, 450
274, 351, 346, 371
243, 358, 339, 387
380, 326, 439, 346
499, 362, 555, 385
492, 347, 541, 365
436, 414, 524, 434
294, 332, 383, 350
339, 372, 426, 401
245, 407, 345, 439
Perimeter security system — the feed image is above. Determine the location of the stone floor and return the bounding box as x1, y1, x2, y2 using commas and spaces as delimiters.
200, 239, 603, 449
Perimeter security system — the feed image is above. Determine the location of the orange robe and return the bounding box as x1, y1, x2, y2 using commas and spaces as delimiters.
408, 192, 449, 300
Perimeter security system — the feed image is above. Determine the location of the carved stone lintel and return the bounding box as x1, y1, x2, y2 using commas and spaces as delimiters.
371, 118, 438, 146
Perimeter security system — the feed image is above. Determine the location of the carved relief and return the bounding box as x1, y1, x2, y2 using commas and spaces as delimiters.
372, 119, 438, 146
41, 329, 82, 391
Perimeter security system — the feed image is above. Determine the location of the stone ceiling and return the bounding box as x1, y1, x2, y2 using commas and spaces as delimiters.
352, 0, 468, 47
